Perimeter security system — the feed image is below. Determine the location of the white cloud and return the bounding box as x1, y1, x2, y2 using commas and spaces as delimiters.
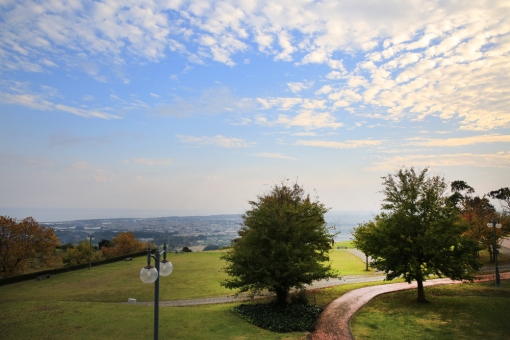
1, 0, 508, 131
368, 152, 510, 171
287, 81, 314, 93
252, 153, 297, 160
0, 91, 118, 119
296, 139, 382, 149
408, 135, 510, 147
260, 110, 343, 129
124, 158, 172, 165
176, 134, 256, 148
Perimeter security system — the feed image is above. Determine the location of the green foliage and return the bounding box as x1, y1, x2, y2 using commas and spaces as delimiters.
221, 181, 337, 305
488, 187, 510, 212
352, 168, 482, 302
59, 242, 74, 251
232, 301, 323, 332
63, 239, 101, 266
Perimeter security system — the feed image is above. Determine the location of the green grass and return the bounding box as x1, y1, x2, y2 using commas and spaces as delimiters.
0, 301, 305, 340
0, 248, 385, 340
335, 240, 354, 248
0, 252, 230, 302
0, 249, 371, 303
351, 281, 510, 340
478, 250, 510, 266
329, 249, 375, 275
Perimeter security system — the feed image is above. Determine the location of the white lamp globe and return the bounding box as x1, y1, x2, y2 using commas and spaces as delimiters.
159, 260, 173, 277
140, 265, 158, 284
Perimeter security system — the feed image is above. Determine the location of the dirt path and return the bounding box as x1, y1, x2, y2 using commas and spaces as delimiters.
309, 272, 510, 340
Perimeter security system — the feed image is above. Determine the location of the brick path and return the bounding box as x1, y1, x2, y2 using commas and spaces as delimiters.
309, 272, 510, 340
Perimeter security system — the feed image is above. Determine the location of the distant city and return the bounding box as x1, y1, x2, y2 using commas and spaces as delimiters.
34, 211, 375, 251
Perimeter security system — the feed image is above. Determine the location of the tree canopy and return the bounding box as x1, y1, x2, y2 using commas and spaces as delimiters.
63, 239, 102, 266
352, 168, 481, 302
221, 181, 336, 306
488, 187, 510, 212
0, 216, 60, 278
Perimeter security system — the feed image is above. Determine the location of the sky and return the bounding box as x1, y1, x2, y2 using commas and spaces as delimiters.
1, 0, 509, 222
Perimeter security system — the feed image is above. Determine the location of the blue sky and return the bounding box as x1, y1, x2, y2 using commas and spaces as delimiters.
1, 0, 509, 221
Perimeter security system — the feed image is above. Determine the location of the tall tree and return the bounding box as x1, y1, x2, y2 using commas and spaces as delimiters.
0, 216, 60, 278
221, 181, 336, 306
353, 168, 481, 302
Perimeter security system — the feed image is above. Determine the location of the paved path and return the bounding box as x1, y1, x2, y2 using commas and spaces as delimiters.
133, 246, 510, 307
309, 272, 510, 340
132, 274, 386, 307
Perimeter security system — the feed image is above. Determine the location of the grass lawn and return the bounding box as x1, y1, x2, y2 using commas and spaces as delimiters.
334, 240, 354, 248
478, 249, 510, 266
0, 249, 370, 303
0, 301, 305, 340
0, 248, 376, 339
351, 280, 510, 340
329, 249, 376, 276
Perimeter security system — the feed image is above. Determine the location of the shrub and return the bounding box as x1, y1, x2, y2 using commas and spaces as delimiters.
231, 301, 323, 332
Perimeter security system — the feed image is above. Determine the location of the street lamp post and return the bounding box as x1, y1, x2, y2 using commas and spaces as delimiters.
140, 244, 173, 340
88, 234, 94, 270
487, 220, 502, 287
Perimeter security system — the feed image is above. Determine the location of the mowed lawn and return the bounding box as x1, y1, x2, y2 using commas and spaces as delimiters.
1, 248, 509, 339
351, 281, 510, 340
0, 249, 369, 340
0, 249, 371, 303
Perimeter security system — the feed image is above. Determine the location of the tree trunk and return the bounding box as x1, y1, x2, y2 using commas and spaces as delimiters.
274, 286, 289, 307
365, 253, 369, 271
417, 279, 427, 303
488, 246, 494, 263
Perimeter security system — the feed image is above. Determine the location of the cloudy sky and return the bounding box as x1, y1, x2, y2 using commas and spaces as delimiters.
1, 0, 509, 221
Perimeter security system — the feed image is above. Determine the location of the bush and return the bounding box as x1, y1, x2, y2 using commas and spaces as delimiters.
203, 245, 220, 251
231, 301, 323, 332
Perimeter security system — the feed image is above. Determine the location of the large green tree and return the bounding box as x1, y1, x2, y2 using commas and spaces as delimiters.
221, 181, 336, 306
353, 168, 481, 302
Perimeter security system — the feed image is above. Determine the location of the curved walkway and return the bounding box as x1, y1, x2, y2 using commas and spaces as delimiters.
309, 272, 510, 340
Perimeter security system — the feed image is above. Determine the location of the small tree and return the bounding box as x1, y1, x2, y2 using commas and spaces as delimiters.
221, 181, 336, 306
353, 168, 482, 302
63, 239, 101, 266
0, 216, 60, 278
351, 221, 376, 271
100, 231, 146, 258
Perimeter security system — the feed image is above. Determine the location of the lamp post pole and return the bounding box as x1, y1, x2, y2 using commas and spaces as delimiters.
140, 244, 173, 340
88, 234, 94, 270
154, 248, 161, 339
487, 220, 502, 287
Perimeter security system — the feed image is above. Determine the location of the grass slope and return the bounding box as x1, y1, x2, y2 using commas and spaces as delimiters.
0, 249, 372, 340
0, 249, 372, 303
